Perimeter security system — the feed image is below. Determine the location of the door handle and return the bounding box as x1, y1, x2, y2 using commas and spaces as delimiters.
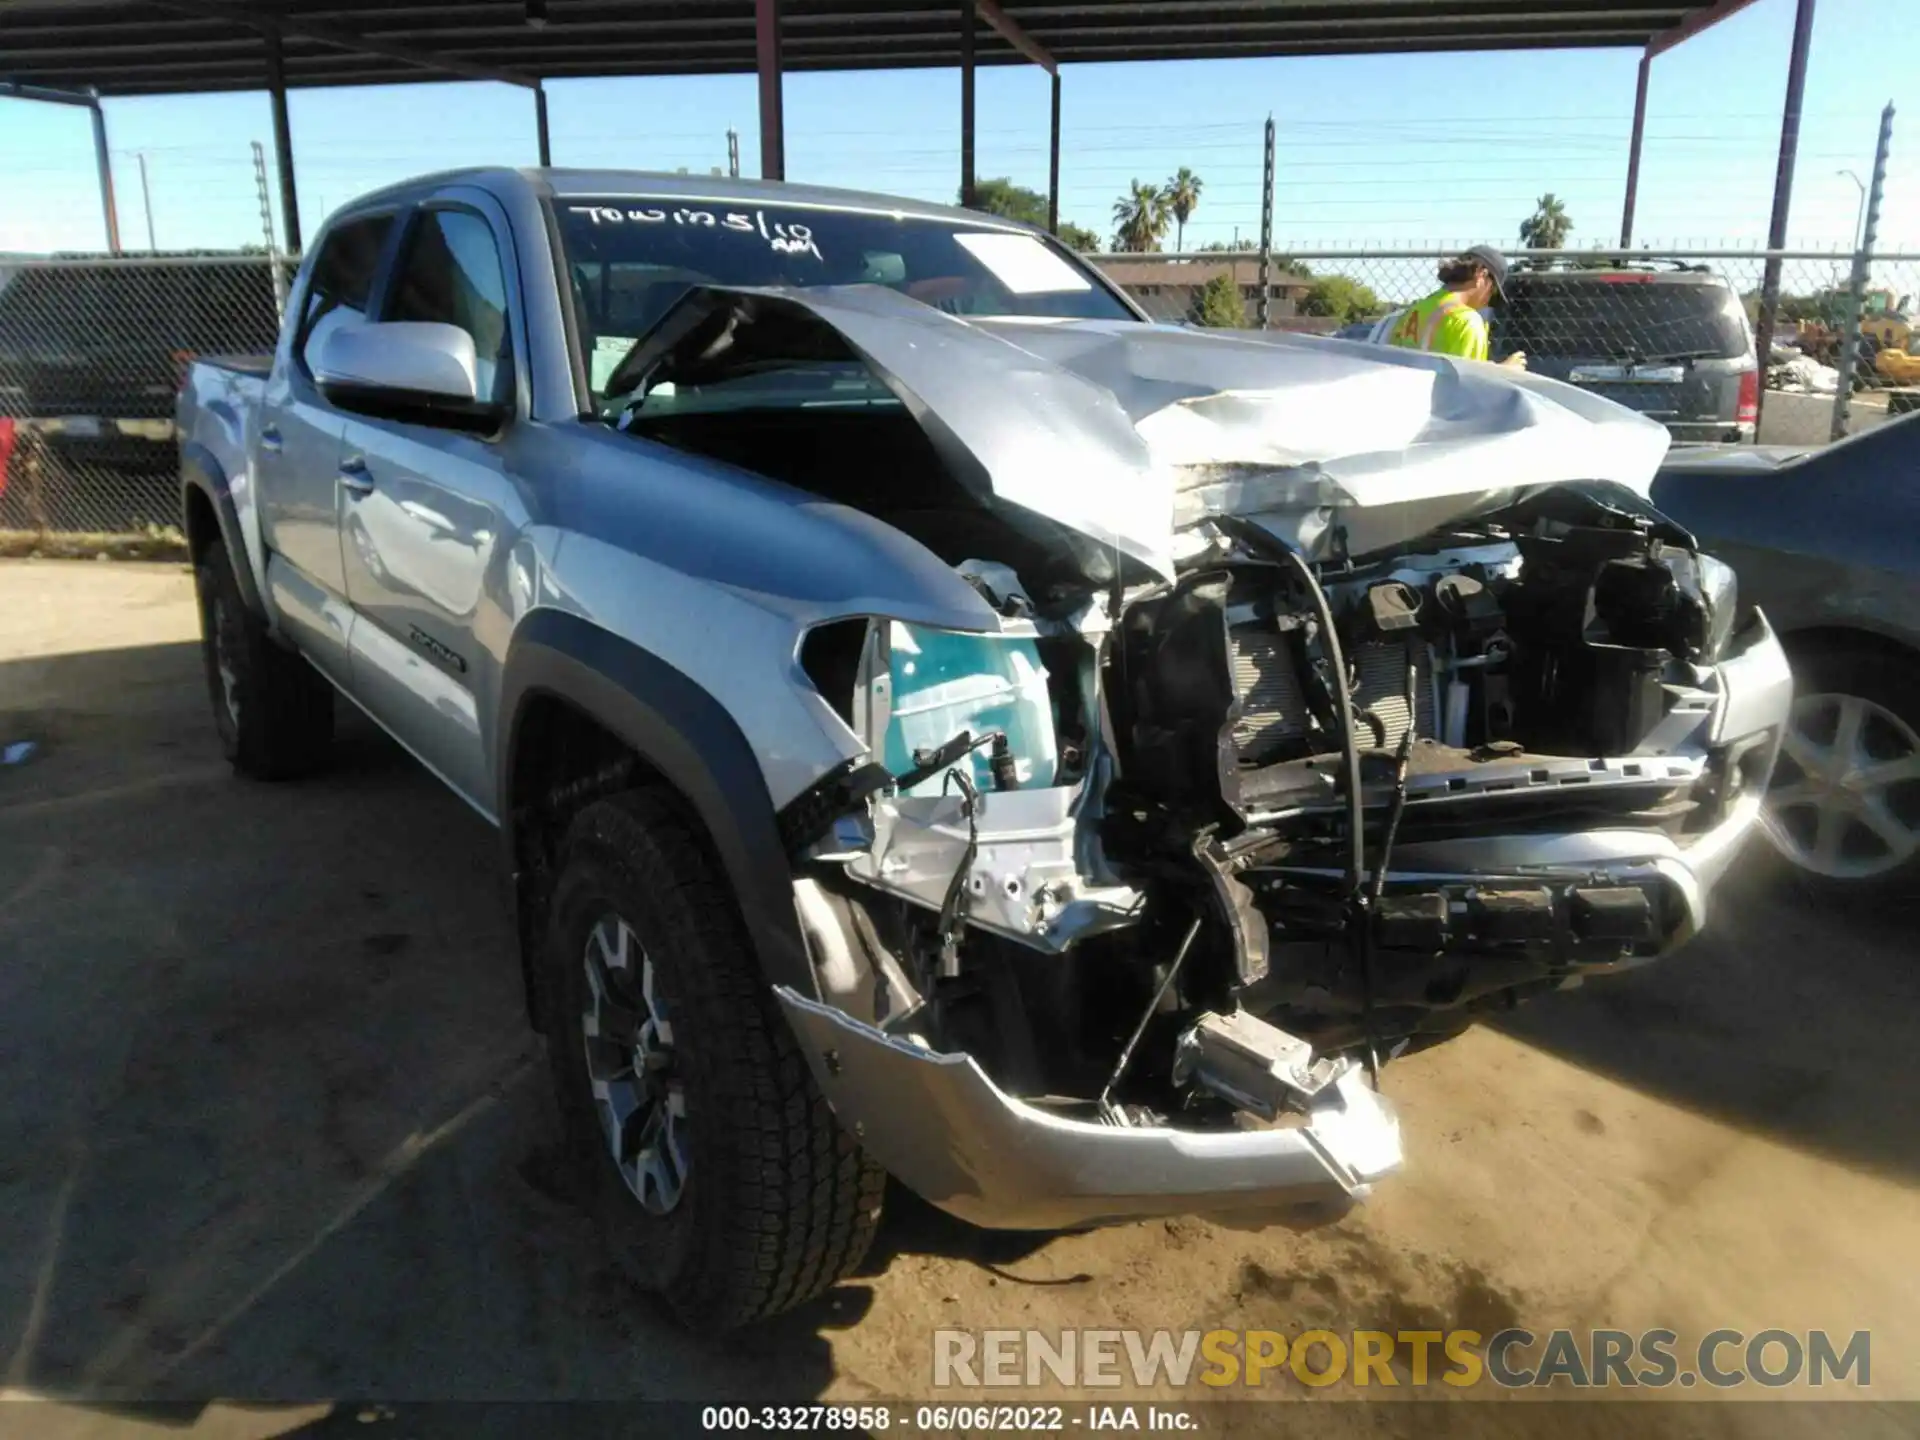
259, 423, 283, 452
338, 455, 375, 496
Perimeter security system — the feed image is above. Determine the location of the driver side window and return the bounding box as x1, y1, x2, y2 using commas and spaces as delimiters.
385, 208, 514, 408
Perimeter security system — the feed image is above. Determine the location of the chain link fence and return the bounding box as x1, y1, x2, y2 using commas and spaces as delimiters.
0, 253, 288, 548
1094, 245, 1920, 445
1, 245, 1914, 545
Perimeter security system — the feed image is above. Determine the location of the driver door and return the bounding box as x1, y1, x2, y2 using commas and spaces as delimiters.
338, 197, 529, 817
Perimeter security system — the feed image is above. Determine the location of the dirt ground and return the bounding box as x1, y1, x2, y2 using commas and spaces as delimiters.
1756, 389, 1891, 447
2, 560, 1916, 1436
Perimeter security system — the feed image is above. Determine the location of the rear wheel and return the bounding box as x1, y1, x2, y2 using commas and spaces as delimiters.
194, 538, 334, 779
542, 788, 885, 1329
1765, 641, 1920, 895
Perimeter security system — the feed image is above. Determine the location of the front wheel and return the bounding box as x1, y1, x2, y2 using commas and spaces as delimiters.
542, 788, 885, 1329
1765, 641, 1920, 895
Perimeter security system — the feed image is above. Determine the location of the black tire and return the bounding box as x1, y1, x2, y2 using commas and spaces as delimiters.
542, 788, 885, 1330
194, 537, 334, 780
1762, 638, 1920, 901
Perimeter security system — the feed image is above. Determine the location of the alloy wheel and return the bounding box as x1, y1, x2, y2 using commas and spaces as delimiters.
210, 594, 241, 733
1766, 691, 1920, 880
580, 913, 688, 1214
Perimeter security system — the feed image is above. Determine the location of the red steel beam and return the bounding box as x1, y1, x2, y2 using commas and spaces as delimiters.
1619, 50, 1650, 245
757, 0, 785, 180
1645, 0, 1763, 59
974, 0, 1056, 74
1628, 2, 1768, 250
960, 0, 975, 206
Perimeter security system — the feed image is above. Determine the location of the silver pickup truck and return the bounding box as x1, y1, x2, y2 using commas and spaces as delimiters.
178, 167, 1792, 1331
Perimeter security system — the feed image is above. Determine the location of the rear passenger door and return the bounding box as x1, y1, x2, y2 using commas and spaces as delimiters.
337, 196, 528, 816
256, 210, 396, 679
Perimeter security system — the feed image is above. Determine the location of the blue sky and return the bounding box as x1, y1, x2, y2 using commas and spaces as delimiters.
0, 0, 1906, 256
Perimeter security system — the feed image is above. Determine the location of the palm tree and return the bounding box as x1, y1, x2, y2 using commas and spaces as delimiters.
1518, 193, 1573, 251
1111, 180, 1170, 253
1164, 167, 1203, 253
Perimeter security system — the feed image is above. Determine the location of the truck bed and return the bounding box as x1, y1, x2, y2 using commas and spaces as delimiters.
178, 357, 273, 548
193, 353, 274, 379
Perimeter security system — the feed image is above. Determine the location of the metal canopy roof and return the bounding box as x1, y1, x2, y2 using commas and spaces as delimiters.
5, 1, 1723, 96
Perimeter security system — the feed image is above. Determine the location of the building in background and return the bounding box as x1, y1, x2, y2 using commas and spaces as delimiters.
1095, 258, 1315, 328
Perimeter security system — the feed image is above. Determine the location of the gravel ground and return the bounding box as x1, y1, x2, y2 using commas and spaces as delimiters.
1, 560, 1915, 1437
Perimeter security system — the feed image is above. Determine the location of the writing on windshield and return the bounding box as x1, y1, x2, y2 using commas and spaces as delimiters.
555, 194, 1135, 398
567, 204, 824, 262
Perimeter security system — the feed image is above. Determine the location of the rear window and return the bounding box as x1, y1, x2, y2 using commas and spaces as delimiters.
295, 213, 395, 376
1498, 275, 1750, 362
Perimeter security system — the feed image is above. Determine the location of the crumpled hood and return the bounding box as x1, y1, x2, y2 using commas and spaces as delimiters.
970, 315, 1674, 563
647, 285, 1673, 578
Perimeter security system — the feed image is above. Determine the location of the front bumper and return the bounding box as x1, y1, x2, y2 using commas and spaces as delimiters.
778, 615, 1789, 1233
777, 986, 1401, 1231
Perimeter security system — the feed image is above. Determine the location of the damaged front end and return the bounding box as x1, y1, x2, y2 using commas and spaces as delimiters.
615, 283, 1792, 1229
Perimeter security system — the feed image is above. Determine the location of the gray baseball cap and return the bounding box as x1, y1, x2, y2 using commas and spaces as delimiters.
1465, 244, 1511, 298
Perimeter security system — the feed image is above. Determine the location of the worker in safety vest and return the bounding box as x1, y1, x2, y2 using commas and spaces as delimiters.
1383, 245, 1527, 369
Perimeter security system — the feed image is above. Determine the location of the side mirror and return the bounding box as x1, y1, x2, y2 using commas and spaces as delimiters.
313, 320, 504, 431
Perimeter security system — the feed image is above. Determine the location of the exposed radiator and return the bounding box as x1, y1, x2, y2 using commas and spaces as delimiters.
1230, 629, 1310, 757
1230, 629, 1436, 760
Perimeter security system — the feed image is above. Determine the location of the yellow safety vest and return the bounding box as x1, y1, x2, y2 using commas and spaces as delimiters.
1385, 289, 1489, 362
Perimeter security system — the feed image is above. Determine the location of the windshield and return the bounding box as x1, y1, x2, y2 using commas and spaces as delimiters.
1497, 277, 1750, 362
554, 195, 1136, 402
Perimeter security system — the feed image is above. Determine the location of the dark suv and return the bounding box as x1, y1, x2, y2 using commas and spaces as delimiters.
1495, 266, 1759, 445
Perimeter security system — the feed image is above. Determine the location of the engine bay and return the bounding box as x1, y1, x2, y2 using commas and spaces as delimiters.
782, 478, 1763, 1133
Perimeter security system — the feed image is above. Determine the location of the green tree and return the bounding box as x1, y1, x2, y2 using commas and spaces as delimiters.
1518, 193, 1573, 251
1164, 167, 1203, 253
1111, 180, 1171, 253
965, 176, 1049, 226
1298, 275, 1381, 324
964, 177, 1104, 253
1191, 271, 1247, 328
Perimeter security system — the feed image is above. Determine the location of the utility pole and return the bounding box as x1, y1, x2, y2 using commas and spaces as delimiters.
1838, 168, 1866, 252
1831, 102, 1894, 443
253, 140, 288, 318
136, 152, 156, 251
1257, 116, 1275, 329
727, 128, 740, 178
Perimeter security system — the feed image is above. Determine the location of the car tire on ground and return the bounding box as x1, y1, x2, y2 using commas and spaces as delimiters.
194, 537, 334, 780
542, 788, 886, 1330
1764, 639, 1920, 897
